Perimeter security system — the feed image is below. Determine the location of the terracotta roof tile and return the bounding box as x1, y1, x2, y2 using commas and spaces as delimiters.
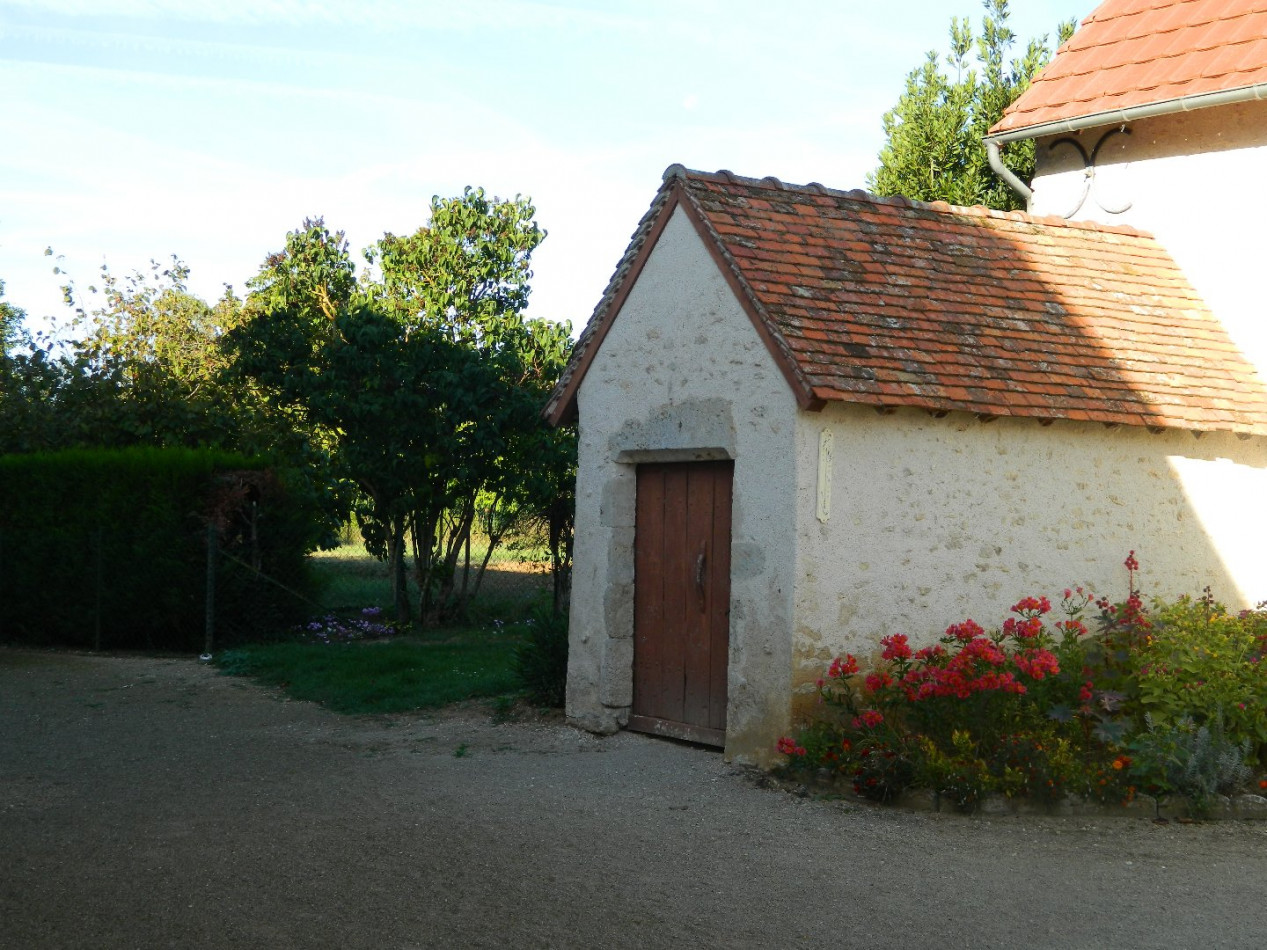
993, 0, 1267, 136
546, 167, 1267, 436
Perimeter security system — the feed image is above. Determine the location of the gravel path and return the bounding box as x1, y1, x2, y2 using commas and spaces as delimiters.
4, 647, 1267, 949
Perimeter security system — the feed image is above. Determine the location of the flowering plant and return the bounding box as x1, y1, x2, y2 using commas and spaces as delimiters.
777, 553, 1265, 812
295, 606, 398, 643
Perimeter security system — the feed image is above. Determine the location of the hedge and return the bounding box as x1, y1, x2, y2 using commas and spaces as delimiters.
0, 447, 320, 651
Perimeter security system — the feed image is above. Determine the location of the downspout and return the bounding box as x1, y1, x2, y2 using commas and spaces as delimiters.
986, 139, 1032, 207
986, 81, 1267, 207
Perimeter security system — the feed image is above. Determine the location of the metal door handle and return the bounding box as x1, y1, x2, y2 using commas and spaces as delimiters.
695, 546, 706, 596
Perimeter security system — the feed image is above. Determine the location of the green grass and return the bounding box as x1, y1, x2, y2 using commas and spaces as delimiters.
214, 630, 519, 714
309, 539, 551, 620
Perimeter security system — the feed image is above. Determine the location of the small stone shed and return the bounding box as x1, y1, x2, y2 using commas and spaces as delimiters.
545, 0, 1267, 764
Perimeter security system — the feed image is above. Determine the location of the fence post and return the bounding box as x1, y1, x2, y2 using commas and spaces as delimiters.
204, 523, 216, 659
94, 525, 103, 652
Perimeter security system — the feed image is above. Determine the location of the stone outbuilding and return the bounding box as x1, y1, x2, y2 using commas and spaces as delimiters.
545, 0, 1267, 763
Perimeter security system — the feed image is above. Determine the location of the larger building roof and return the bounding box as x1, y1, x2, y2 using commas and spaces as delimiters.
993, 0, 1267, 137
546, 166, 1267, 436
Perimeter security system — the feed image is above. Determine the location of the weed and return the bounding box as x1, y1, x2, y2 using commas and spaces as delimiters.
513, 605, 568, 708
490, 694, 519, 723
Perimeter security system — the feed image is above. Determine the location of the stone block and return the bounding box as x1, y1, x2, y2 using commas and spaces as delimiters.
599, 636, 634, 707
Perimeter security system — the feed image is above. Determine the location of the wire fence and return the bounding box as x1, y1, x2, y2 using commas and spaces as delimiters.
310, 540, 558, 624
0, 525, 563, 654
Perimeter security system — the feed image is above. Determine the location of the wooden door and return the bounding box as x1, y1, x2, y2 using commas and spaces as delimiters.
630, 461, 732, 746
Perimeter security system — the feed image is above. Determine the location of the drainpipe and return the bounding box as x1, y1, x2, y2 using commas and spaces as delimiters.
986, 81, 1267, 205
986, 140, 1032, 207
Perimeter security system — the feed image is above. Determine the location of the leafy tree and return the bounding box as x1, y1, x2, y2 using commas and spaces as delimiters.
0, 278, 24, 355
868, 0, 1076, 210
365, 188, 568, 623
229, 193, 575, 627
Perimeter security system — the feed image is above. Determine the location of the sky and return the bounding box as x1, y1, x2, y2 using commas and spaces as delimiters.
0, 0, 1092, 338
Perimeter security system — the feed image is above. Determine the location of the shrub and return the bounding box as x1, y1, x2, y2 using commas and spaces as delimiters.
1128, 714, 1253, 816
1127, 594, 1267, 762
0, 447, 321, 651
781, 592, 1096, 810
513, 605, 569, 708
776, 553, 1266, 816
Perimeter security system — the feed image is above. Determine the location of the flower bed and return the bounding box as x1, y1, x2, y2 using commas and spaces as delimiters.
777, 553, 1267, 818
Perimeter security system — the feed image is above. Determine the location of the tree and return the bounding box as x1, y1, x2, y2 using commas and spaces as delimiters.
0, 278, 25, 356
868, 0, 1076, 210
365, 188, 565, 622
12, 254, 254, 450
229, 199, 574, 626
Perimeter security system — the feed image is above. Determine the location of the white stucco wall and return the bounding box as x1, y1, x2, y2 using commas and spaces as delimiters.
790, 404, 1267, 708
1026, 98, 1267, 376
569, 205, 800, 762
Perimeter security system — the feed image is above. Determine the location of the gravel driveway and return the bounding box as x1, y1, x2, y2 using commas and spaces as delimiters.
4, 647, 1267, 949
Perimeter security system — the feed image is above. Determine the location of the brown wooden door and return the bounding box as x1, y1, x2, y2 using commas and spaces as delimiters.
630, 461, 732, 746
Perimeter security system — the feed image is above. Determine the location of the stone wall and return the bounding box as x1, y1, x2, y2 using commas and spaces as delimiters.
568, 205, 800, 763
790, 402, 1267, 711
1026, 97, 1267, 377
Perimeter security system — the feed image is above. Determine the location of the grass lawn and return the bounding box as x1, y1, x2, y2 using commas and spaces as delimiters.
215, 628, 520, 715
215, 540, 562, 715
309, 539, 551, 622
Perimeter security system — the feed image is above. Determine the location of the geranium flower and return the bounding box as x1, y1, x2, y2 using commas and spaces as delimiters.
880, 633, 912, 661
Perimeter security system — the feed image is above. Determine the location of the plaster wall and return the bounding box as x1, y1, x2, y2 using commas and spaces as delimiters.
791, 403, 1267, 713
1025, 98, 1267, 375
569, 205, 800, 763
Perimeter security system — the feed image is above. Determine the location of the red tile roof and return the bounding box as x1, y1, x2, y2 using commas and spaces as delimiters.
993, 0, 1267, 137
546, 167, 1267, 436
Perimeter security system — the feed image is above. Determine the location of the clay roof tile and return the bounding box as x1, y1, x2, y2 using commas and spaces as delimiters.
546, 167, 1267, 436
993, 0, 1267, 136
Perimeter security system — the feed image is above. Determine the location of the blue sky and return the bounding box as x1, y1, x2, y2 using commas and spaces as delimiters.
0, 0, 1091, 336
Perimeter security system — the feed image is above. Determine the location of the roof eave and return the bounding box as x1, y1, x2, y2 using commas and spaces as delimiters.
987, 81, 1267, 144
544, 170, 823, 427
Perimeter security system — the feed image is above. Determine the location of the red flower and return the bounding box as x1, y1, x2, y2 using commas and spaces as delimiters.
880, 633, 912, 661
1010, 596, 1052, 617
945, 619, 984, 642
1056, 619, 1088, 638
828, 655, 859, 679
776, 736, 807, 757
864, 671, 894, 692
1014, 648, 1060, 680
851, 709, 885, 729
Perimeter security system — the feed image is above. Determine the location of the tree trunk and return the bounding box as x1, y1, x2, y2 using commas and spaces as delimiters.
386, 514, 411, 625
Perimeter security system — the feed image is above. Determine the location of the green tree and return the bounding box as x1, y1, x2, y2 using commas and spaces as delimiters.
230, 193, 575, 627
30, 255, 252, 448
868, 0, 1076, 210
365, 188, 564, 622
0, 278, 24, 355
